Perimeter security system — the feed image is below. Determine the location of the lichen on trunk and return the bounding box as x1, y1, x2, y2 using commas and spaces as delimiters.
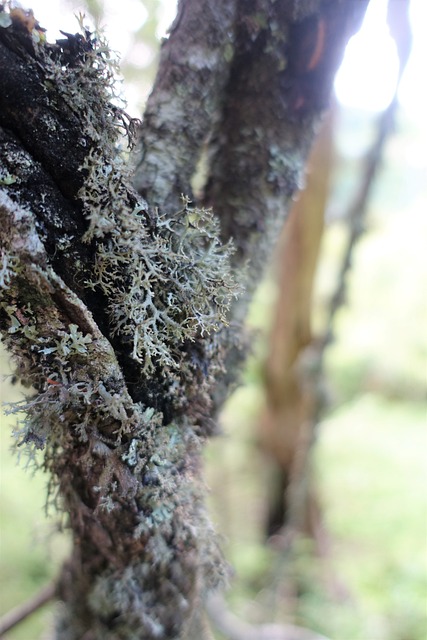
0, 9, 234, 639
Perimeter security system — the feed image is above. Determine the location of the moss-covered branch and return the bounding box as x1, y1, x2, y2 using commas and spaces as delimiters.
0, 9, 233, 639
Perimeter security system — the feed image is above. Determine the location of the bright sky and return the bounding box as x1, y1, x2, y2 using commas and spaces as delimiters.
27, 0, 177, 49
14, 0, 427, 120
335, 0, 426, 117
334, 0, 400, 111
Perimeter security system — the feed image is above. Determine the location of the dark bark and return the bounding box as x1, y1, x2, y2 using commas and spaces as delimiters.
0, 1, 369, 638
0, 17, 227, 639
203, 0, 367, 284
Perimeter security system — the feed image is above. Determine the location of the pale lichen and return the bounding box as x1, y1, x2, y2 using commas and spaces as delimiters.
0, 9, 234, 639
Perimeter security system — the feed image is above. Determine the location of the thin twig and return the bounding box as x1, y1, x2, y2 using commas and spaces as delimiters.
320, 0, 412, 361
206, 594, 330, 640
0, 580, 57, 637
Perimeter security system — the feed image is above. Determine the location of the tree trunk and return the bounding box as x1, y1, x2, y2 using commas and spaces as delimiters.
258, 111, 335, 537
0, 1, 368, 638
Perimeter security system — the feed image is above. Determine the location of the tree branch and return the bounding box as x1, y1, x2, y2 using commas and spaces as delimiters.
133, 0, 238, 212
199, 0, 369, 407
0, 3, 374, 638
0, 15, 234, 638
0, 581, 57, 636
204, 0, 368, 292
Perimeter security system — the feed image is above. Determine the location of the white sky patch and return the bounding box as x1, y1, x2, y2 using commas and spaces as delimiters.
334, 0, 400, 112
335, 0, 426, 120
397, 0, 427, 124
26, 0, 176, 57
157, 0, 177, 38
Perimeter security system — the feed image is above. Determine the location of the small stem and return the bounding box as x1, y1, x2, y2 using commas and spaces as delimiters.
206, 594, 330, 640
0, 581, 57, 636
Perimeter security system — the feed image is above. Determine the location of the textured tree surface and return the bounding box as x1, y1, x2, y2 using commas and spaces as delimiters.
0, 1, 368, 639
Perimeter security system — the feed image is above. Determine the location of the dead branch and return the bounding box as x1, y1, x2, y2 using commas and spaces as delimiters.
0, 581, 57, 637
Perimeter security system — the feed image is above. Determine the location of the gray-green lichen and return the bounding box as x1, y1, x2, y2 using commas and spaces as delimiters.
37, 12, 237, 374
0, 9, 235, 639
82, 162, 236, 373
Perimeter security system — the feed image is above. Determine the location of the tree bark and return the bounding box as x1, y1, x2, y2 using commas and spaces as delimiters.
0, 1, 368, 638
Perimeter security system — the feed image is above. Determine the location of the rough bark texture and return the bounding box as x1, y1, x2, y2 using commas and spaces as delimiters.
203, 0, 367, 286
136, 0, 368, 409
0, 1, 368, 639
133, 0, 238, 213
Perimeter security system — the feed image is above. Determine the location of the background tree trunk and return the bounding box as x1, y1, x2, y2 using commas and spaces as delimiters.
258, 0, 412, 552
0, 1, 368, 638
258, 110, 335, 538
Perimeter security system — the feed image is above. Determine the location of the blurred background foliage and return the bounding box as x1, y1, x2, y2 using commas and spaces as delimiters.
0, 1, 426, 639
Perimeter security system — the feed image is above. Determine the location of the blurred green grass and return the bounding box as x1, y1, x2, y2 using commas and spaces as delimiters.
0, 369, 69, 640
206, 388, 426, 640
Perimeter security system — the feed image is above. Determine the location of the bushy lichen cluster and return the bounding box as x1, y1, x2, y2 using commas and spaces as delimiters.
41, 14, 126, 144
38, 14, 237, 375
81, 155, 236, 373
0, 8, 235, 638
0, 149, 219, 640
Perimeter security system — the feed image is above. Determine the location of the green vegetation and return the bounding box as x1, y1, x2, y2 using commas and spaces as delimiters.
204, 388, 426, 640
0, 370, 69, 640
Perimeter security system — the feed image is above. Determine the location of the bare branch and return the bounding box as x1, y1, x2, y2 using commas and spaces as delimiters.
322, 0, 412, 356
0, 581, 57, 636
322, 98, 401, 356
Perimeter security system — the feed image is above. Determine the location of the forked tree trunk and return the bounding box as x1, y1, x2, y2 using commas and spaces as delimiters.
0, 1, 368, 638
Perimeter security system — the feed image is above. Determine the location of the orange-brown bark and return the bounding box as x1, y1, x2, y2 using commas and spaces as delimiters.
259, 112, 335, 536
